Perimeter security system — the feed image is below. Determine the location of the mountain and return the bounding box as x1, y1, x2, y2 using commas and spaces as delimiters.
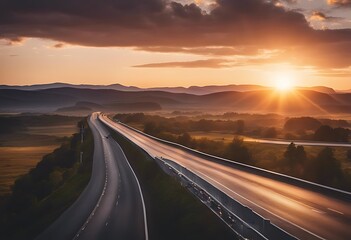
0, 83, 337, 95
0, 87, 350, 115
0, 83, 141, 92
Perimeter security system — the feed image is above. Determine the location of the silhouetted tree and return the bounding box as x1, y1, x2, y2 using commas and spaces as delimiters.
225, 137, 252, 164
347, 150, 351, 161
283, 143, 307, 176
263, 127, 277, 138
310, 147, 343, 186
314, 125, 349, 142
236, 120, 245, 134
177, 132, 192, 146
144, 121, 159, 135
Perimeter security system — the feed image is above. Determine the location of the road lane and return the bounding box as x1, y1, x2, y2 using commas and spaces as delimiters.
100, 114, 351, 240
36, 113, 147, 240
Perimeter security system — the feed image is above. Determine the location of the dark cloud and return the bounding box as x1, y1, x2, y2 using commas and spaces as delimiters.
53, 42, 65, 48
0, 0, 350, 68
0, 0, 314, 47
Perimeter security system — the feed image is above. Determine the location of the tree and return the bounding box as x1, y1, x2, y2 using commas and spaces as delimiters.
314, 125, 350, 142
314, 125, 334, 141
311, 147, 342, 186
144, 121, 159, 135
347, 150, 351, 161
284, 142, 297, 164
225, 137, 252, 164
236, 120, 245, 134
177, 132, 192, 146
263, 127, 277, 138
283, 143, 307, 176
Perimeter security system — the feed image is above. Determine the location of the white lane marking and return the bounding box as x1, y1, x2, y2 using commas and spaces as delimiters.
190, 169, 327, 240
328, 208, 344, 215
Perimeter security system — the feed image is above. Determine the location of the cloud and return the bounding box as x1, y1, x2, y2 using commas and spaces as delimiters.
0, 0, 350, 68
133, 58, 232, 68
0, 0, 315, 48
0, 36, 25, 46
52, 42, 65, 48
309, 11, 342, 21
134, 46, 260, 56
327, 0, 351, 7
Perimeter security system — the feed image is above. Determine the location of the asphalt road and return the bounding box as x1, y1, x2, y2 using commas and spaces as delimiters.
100, 114, 351, 240
36, 113, 147, 240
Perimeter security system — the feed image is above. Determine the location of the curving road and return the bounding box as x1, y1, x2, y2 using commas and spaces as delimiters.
36, 113, 147, 240
100, 113, 351, 240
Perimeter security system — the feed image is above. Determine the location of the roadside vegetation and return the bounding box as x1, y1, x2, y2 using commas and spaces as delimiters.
0, 120, 93, 240
0, 114, 80, 197
114, 113, 351, 191
108, 127, 236, 240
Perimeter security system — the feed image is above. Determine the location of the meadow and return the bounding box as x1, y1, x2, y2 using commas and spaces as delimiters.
0, 115, 80, 197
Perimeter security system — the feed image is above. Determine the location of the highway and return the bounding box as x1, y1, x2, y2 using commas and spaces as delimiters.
100, 113, 351, 240
36, 113, 147, 240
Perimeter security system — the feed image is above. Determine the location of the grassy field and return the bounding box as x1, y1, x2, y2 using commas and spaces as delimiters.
25, 125, 77, 137
0, 146, 58, 196
0, 116, 79, 197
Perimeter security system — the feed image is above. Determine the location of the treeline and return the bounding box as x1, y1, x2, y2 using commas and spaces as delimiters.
115, 113, 350, 142
284, 117, 350, 142
281, 143, 348, 188
116, 113, 250, 136
0, 120, 93, 240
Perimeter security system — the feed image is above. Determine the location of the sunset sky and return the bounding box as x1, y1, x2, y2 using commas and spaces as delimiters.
0, 0, 351, 89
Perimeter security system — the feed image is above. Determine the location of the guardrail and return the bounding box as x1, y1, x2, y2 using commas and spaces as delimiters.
109, 117, 351, 202
155, 157, 296, 240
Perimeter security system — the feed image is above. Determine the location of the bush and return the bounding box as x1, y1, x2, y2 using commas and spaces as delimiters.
224, 137, 252, 164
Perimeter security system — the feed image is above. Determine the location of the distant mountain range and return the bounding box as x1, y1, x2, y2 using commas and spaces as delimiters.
0, 82, 338, 95
0, 86, 350, 115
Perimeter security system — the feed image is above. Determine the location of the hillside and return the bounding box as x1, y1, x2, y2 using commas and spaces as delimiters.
0, 87, 350, 115
0, 83, 338, 95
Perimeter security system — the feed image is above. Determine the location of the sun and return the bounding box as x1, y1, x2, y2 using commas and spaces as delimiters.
274, 72, 295, 92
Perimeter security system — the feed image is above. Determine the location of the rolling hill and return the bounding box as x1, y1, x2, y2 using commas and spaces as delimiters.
0, 87, 350, 115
